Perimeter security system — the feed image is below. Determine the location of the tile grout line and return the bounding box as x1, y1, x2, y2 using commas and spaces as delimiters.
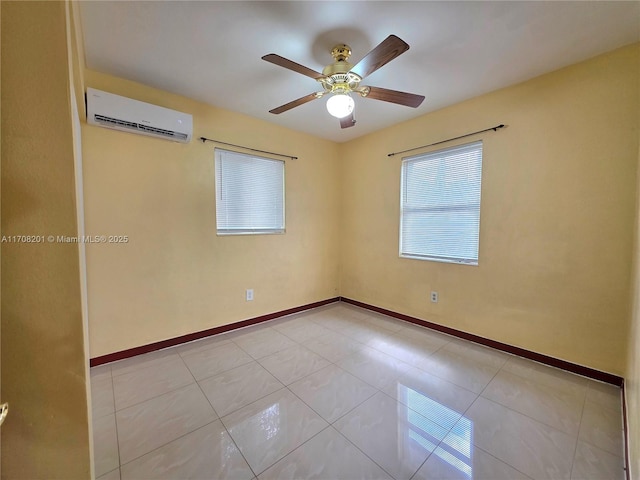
110, 352, 180, 378
125, 351, 257, 478
252, 384, 335, 476
199, 323, 333, 478
117, 419, 220, 473
216, 378, 328, 477
107, 367, 122, 478
332, 427, 399, 480
117, 354, 221, 473
467, 444, 535, 480
214, 385, 287, 424
181, 354, 255, 385
477, 367, 589, 439
496, 354, 599, 387
97, 309, 358, 477
218, 420, 258, 479
456, 389, 580, 477
427, 376, 501, 476
239, 316, 397, 478
112, 378, 196, 414
477, 352, 596, 439
284, 368, 378, 427
368, 388, 452, 480
569, 388, 590, 480
250, 424, 333, 478
496, 356, 587, 478
230, 329, 299, 363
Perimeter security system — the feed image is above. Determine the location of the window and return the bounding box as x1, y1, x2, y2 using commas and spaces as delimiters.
215, 149, 285, 235
399, 141, 483, 265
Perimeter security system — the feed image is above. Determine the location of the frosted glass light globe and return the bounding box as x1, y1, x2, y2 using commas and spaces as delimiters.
326, 94, 355, 118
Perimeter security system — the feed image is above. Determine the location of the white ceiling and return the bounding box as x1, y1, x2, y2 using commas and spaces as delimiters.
79, 1, 639, 143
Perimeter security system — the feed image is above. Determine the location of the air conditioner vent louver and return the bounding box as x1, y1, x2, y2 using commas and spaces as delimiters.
138, 124, 188, 142
94, 115, 138, 130
87, 88, 192, 143
94, 115, 189, 142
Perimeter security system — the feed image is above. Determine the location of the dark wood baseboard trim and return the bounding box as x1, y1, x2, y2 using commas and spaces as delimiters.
90, 297, 340, 366
91, 295, 623, 386
340, 296, 624, 386
622, 380, 630, 480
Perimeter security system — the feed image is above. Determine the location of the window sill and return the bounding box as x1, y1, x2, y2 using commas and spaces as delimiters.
399, 254, 478, 266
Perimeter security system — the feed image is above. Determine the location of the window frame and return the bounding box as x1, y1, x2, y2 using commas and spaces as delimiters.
399, 140, 483, 266
214, 148, 286, 236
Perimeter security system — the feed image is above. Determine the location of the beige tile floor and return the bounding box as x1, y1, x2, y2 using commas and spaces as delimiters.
91, 302, 626, 480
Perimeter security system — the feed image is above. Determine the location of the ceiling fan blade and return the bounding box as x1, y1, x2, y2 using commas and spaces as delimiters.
262, 54, 325, 80
269, 93, 320, 114
349, 35, 410, 80
340, 113, 356, 129
364, 86, 425, 108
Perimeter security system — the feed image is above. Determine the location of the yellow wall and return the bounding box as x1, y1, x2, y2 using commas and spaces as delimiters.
626, 88, 640, 480
82, 70, 341, 357
69, 1, 86, 119
340, 44, 639, 376
1, 1, 91, 478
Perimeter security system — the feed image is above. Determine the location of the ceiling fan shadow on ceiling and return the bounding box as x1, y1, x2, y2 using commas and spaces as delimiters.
262, 34, 425, 129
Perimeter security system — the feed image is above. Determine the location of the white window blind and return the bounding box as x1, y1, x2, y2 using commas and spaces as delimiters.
215, 148, 285, 235
400, 141, 483, 265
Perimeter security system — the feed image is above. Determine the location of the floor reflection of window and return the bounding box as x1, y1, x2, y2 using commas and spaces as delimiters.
437, 416, 473, 477
258, 403, 280, 441
407, 406, 441, 452
222, 429, 239, 463
401, 385, 473, 477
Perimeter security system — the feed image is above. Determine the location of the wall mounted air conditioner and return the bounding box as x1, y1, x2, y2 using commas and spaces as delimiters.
86, 88, 193, 143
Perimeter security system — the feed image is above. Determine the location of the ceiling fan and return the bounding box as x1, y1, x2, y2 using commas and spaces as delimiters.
262, 35, 425, 129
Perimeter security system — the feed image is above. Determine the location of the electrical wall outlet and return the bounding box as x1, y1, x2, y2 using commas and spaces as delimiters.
430, 291, 438, 303
246, 289, 254, 301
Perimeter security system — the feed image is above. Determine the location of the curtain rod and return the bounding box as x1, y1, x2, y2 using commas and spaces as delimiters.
387, 124, 505, 157
200, 137, 298, 160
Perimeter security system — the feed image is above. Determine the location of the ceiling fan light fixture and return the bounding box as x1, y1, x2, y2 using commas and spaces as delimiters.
326, 93, 354, 118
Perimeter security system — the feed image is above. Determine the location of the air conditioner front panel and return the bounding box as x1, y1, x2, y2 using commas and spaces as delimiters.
86, 88, 193, 143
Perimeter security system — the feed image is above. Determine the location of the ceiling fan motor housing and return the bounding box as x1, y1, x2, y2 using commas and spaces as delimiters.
321, 44, 362, 94
330, 44, 352, 62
